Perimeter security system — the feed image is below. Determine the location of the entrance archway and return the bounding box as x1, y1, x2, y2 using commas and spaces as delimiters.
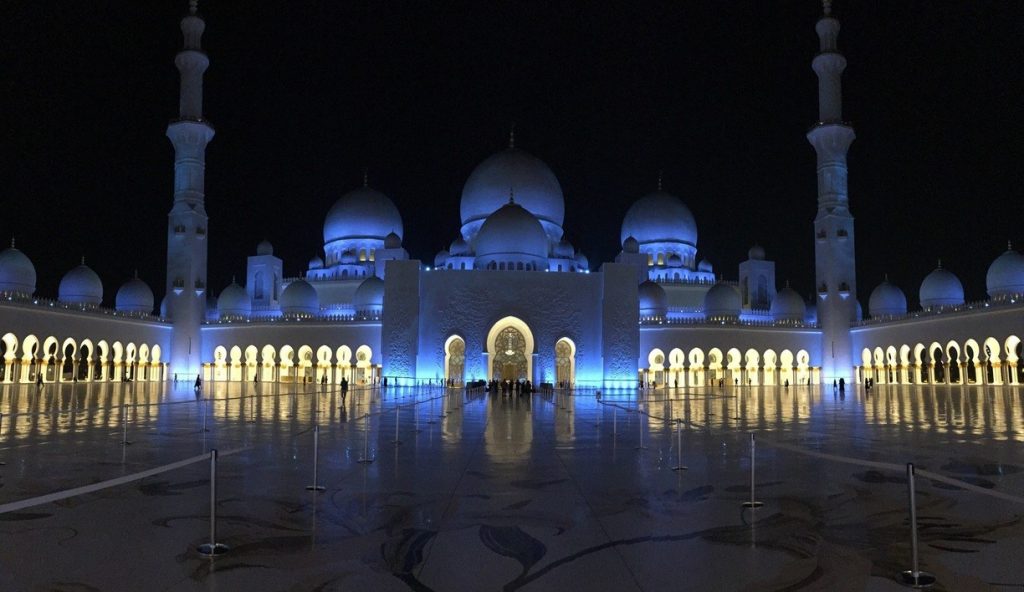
555, 337, 575, 387
445, 335, 465, 386
486, 316, 535, 383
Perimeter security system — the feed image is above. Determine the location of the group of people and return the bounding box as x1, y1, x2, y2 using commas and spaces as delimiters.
489, 378, 533, 396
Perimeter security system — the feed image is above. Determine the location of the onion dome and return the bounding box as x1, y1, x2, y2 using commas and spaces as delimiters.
986, 243, 1024, 298
770, 284, 806, 322
384, 231, 402, 249
621, 190, 698, 249
449, 238, 471, 256
353, 276, 385, 314
919, 263, 964, 308
698, 259, 713, 272
622, 236, 639, 254
553, 238, 574, 258
256, 240, 273, 256
0, 240, 36, 295
308, 255, 324, 270
473, 201, 549, 265
115, 275, 154, 314
667, 253, 683, 267
323, 186, 403, 246
703, 282, 741, 319
638, 280, 668, 318
434, 250, 449, 268
575, 252, 590, 271
217, 280, 250, 319
340, 250, 358, 264
868, 277, 907, 318
460, 147, 564, 242
280, 279, 319, 317
748, 244, 766, 260
58, 260, 103, 305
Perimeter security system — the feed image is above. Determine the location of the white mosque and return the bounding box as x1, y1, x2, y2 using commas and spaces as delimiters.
0, 3, 1022, 391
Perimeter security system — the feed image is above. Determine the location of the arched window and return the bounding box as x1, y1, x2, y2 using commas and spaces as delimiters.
254, 271, 264, 299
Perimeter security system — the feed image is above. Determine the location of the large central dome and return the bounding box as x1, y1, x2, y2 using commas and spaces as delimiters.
621, 190, 698, 248
460, 148, 564, 242
323, 186, 403, 246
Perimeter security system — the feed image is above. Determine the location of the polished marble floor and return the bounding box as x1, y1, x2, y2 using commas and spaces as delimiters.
0, 380, 1022, 591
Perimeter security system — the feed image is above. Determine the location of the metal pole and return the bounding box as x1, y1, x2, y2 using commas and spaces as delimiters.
672, 419, 687, 471
357, 413, 374, 464
198, 449, 230, 556
121, 404, 132, 445
896, 463, 935, 587
742, 433, 763, 508
306, 425, 325, 491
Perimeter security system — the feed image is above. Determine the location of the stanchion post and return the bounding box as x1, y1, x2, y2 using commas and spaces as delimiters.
197, 449, 230, 556
672, 419, 687, 471
121, 404, 132, 445
742, 432, 763, 508
306, 425, 325, 491
896, 463, 935, 588
357, 414, 374, 464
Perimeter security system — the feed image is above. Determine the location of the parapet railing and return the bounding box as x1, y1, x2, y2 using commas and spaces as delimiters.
0, 292, 169, 323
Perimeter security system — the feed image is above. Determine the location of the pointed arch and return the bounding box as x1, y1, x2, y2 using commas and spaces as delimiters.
485, 316, 535, 383
445, 334, 466, 386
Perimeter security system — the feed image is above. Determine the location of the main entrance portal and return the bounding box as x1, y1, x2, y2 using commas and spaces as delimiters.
486, 316, 535, 383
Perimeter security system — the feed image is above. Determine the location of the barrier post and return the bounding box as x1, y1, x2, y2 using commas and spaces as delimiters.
121, 404, 132, 445
392, 404, 402, 445
197, 449, 230, 556
896, 463, 935, 588
741, 433, 763, 508
357, 414, 374, 464
306, 425, 325, 491
671, 419, 687, 471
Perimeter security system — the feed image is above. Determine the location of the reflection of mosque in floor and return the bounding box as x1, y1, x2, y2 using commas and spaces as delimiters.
1, 3, 1022, 391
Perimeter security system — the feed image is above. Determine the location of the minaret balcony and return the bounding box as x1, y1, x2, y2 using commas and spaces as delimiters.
838, 282, 851, 299
172, 278, 185, 295
817, 283, 828, 300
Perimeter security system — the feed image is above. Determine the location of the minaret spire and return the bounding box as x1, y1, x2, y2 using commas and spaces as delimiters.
808, 1, 857, 384
165, 1, 215, 377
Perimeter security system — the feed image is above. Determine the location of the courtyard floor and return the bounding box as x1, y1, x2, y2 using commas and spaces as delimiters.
0, 380, 1022, 591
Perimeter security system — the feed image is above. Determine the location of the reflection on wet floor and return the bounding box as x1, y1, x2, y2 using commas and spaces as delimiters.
1, 381, 1022, 591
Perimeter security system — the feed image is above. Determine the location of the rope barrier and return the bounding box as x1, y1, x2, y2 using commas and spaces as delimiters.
0, 446, 248, 515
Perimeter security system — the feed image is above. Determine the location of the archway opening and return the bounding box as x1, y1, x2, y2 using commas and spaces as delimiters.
445, 335, 466, 387
486, 316, 534, 383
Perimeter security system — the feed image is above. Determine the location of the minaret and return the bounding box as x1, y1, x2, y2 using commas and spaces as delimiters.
807, 0, 856, 383
165, 0, 215, 377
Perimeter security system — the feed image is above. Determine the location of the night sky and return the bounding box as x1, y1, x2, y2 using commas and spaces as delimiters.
5, 2, 1022, 310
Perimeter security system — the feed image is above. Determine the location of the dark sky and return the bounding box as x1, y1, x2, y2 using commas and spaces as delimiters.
5, 2, 1022, 309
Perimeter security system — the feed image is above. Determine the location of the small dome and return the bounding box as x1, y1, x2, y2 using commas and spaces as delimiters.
308, 255, 324, 270
0, 244, 36, 295
460, 147, 565, 242
58, 262, 103, 305
340, 250, 358, 264
869, 278, 907, 318
217, 281, 250, 318
919, 265, 965, 308
553, 238, 574, 258
434, 250, 449, 268
748, 244, 766, 260
280, 279, 319, 316
622, 236, 639, 254
449, 238, 471, 256
621, 190, 698, 249
575, 252, 590, 271
638, 280, 668, 317
353, 276, 385, 313
384, 232, 402, 250
323, 186, 403, 246
986, 245, 1024, 298
115, 276, 154, 314
703, 282, 741, 319
770, 285, 806, 322
473, 202, 549, 262
256, 240, 273, 256
667, 253, 683, 267
698, 259, 713, 272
